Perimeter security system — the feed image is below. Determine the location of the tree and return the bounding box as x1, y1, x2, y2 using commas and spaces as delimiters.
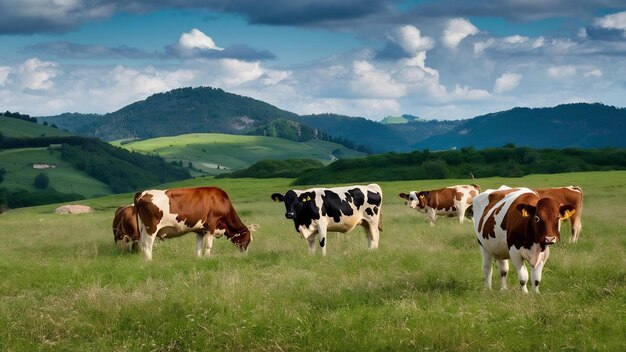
34, 173, 49, 189
0, 167, 5, 184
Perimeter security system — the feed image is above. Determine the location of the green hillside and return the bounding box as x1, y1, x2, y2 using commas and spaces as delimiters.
0, 148, 111, 197
0, 116, 72, 138
380, 115, 408, 124
113, 133, 365, 176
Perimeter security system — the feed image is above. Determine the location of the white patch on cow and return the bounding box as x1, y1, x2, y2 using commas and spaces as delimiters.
212, 228, 226, 238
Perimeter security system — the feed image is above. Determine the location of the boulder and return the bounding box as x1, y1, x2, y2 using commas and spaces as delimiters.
55, 204, 92, 214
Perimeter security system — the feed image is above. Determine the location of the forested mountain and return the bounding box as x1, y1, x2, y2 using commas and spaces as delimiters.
38, 87, 626, 152
412, 103, 626, 150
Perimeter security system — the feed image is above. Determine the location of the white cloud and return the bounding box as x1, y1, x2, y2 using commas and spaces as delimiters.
218, 59, 264, 86
392, 25, 434, 54
594, 11, 626, 30
494, 72, 522, 94
474, 39, 495, 56
584, 68, 602, 77
442, 18, 478, 49
0, 66, 11, 86
450, 84, 491, 101
16, 58, 58, 91
350, 60, 406, 98
547, 66, 577, 79
503, 35, 529, 44
178, 28, 223, 51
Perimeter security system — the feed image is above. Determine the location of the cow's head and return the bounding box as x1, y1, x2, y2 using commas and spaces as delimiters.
415, 191, 430, 209
114, 229, 139, 252
229, 224, 257, 252
516, 198, 576, 245
271, 190, 318, 231
399, 191, 420, 208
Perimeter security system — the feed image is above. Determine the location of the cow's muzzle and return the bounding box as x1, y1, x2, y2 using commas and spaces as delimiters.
544, 236, 557, 244
285, 212, 295, 219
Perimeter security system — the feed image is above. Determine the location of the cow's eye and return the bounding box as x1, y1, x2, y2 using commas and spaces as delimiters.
534, 215, 540, 223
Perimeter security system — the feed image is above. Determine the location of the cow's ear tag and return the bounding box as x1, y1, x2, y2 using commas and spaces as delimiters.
419, 195, 425, 199
307, 196, 311, 201
562, 209, 575, 220
521, 209, 529, 217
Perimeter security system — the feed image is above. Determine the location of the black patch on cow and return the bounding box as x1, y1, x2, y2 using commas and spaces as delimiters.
320, 237, 326, 248
534, 280, 539, 287
477, 238, 483, 247
373, 206, 379, 214
367, 191, 382, 206
347, 188, 365, 209
520, 280, 526, 287
365, 208, 374, 216
500, 271, 507, 278
451, 206, 457, 211
321, 190, 354, 223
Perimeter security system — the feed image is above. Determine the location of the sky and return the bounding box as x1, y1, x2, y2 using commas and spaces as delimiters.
0, 0, 625, 121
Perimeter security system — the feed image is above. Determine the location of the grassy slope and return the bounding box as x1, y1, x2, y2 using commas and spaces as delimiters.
0, 171, 624, 351
0, 117, 72, 138
113, 133, 365, 176
0, 148, 112, 197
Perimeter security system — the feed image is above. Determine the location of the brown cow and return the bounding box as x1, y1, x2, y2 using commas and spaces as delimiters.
112, 204, 139, 251
535, 186, 583, 243
473, 186, 576, 293
134, 187, 259, 261
399, 184, 480, 225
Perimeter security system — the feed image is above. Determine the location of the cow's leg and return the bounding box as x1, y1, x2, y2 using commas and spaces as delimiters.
480, 246, 494, 290
571, 216, 582, 243
497, 259, 509, 290
457, 203, 467, 224
510, 250, 529, 293
140, 233, 156, 261
427, 208, 436, 226
366, 221, 380, 250
530, 247, 549, 293
318, 227, 327, 256
307, 236, 316, 254
196, 233, 204, 256
204, 234, 215, 257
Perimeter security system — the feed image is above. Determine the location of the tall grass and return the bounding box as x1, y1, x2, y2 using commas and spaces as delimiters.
0, 172, 624, 351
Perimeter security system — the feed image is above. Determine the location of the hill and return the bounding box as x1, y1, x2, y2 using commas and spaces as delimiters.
0, 115, 72, 138
413, 103, 626, 150
113, 133, 366, 176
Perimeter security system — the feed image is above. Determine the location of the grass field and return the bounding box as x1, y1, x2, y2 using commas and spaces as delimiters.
0, 148, 112, 197
0, 171, 624, 351
112, 133, 366, 176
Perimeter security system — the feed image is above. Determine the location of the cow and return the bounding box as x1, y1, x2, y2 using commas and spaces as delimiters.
535, 186, 583, 243
473, 186, 576, 293
399, 184, 480, 225
134, 187, 259, 261
271, 184, 383, 255
113, 204, 139, 252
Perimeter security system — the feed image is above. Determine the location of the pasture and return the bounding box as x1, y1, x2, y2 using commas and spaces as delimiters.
113, 133, 365, 176
0, 171, 624, 351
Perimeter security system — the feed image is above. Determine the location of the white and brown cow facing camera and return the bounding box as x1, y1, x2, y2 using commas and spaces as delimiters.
473, 186, 576, 293
399, 184, 480, 225
271, 184, 383, 255
112, 204, 139, 252
134, 186, 258, 261
535, 186, 583, 243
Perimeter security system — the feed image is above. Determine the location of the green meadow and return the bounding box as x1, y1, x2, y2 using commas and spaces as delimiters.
113, 133, 365, 176
0, 171, 624, 351
0, 117, 72, 138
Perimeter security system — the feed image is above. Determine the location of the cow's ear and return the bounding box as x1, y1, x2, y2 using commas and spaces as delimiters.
559, 204, 576, 220
271, 193, 284, 203
516, 203, 535, 217
399, 193, 409, 200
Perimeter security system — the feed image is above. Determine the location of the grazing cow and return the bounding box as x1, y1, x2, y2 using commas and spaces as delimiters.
473, 186, 576, 293
134, 187, 258, 261
271, 184, 383, 255
535, 186, 583, 243
399, 184, 480, 225
113, 204, 139, 251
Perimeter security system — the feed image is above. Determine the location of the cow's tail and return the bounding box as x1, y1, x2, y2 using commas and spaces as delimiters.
378, 208, 383, 231
133, 192, 144, 239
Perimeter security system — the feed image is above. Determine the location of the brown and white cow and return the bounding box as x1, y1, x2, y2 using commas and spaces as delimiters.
271, 184, 383, 255
399, 184, 480, 225
112, 204, 139, 251
535, 186, 583, 243
473, 186, 576, 293
134, 187, 258, 260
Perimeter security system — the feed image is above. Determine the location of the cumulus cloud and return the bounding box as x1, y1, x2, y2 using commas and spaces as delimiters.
394, 25, 435, 54
494, 72, 522, 93
166, 29, 275, 61
15, 58, 59, 91
442, 18, 478, 49
585, 11, 626, 41
0, 66, 11, 86
350, 60, 406, 98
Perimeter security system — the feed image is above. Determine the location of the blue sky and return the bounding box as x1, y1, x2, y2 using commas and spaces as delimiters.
1, 0, 625, 120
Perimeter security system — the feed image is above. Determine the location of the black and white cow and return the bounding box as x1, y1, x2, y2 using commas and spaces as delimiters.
271, 184, 383, 255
